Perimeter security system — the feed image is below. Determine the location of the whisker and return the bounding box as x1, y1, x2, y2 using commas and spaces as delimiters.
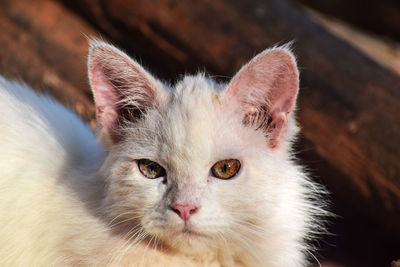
140, 234, 155, 266
109, 215, 143, 229
109, 225, 144, 265
108, 211, 143, 226
305, 248, 322, 267
224, 229, 264, 265
230, 220, 267, 238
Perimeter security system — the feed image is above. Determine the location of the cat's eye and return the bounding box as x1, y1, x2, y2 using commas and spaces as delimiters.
211, 159, 241, 179
137, 159, 166, 179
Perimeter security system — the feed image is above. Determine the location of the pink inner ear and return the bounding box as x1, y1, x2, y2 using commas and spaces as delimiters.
225, 48, 299, 148
88, 42, 166, 143
89, 62, 119, 131
268, 64, 298, 115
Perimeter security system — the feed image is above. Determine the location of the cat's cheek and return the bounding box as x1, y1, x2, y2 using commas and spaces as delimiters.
156, 178, 168, 195
141, 208, 181, 238
210, 165, 263, 229
139, 186, 177, 232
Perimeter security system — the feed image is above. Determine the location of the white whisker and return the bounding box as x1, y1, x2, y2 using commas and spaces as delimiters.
109, 225, 144, 265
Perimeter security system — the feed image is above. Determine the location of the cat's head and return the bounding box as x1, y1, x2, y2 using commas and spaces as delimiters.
88, 41, 300, 256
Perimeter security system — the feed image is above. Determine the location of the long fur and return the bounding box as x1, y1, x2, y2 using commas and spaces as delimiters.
0, 42, 327, 266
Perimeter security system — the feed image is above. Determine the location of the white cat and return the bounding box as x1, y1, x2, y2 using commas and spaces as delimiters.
0, 40, 326, 266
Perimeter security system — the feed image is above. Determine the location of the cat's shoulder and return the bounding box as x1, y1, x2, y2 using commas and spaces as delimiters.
0, 76, 102, 171
0, 76, 70, 127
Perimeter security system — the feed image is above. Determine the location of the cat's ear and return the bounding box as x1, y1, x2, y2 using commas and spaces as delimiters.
88, 40, 167, 143
225, 46, 299, 148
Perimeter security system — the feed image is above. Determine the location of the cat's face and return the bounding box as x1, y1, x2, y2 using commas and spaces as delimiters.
88, 41, 299, 254
105, 78, 286, 252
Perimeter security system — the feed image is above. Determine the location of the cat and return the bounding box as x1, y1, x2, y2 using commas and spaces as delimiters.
0, 40, 326, 266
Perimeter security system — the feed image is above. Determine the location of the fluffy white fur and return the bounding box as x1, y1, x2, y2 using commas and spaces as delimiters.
0, 41, 326, 266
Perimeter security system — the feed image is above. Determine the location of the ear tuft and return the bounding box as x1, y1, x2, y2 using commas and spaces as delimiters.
225, 46, 299, 148
88, 40, 166, 144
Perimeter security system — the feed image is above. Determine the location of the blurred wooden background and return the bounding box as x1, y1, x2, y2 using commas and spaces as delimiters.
0, 0, 399, 266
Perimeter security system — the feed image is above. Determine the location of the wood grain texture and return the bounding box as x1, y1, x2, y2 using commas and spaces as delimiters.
0, 0, 98, 123
294, 0, 400, 42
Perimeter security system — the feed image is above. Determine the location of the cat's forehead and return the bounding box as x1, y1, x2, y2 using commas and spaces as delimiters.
120, 74, 261, 174
155, 75, 242, 170
163, 77, 227, 152
172, 74, 222, 103
172, 75, 221, 116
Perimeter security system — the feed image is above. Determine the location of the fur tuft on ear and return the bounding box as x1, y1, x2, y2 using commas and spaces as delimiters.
88, 40, 167, 144
225, 45, 299, 148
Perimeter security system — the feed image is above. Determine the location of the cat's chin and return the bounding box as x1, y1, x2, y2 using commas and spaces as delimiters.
155, 223, 211, 242
161, 230, 217, 257
147, 223, 215, 253
170, 228, 210, 239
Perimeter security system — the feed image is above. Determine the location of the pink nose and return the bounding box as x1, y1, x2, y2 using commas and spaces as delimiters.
171, 204, 198, 221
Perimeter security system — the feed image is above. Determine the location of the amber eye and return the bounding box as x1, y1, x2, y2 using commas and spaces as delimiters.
211, 159, 241, 179
137, 159, 166, 179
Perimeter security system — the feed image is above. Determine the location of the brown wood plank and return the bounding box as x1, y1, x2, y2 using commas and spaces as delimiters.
0, 0, 99, 123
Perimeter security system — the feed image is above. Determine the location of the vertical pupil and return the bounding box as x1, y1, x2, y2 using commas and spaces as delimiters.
222, 163, 228, 173
149, 164, 156, 175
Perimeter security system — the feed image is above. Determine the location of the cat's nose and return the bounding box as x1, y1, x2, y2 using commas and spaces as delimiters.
171, 204, 198, 221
